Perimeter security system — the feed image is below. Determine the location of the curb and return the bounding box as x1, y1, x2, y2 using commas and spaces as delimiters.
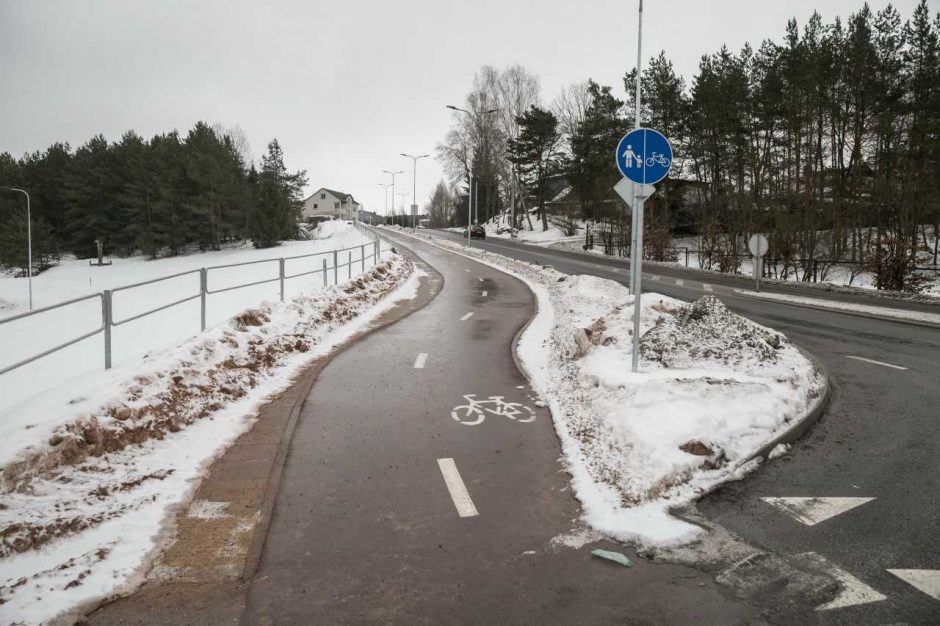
733, 290, 940, 330
746, 344, 831, 462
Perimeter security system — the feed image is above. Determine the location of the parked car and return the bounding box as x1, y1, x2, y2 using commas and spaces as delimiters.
467, 225, 486, 240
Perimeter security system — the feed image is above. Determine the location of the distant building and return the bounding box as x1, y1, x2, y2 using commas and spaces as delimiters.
358, 209, 380, 225
301, 188, 361, 221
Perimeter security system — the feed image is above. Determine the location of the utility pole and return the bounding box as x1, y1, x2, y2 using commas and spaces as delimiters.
3, 187, 33, 310
401, 153, 429, 231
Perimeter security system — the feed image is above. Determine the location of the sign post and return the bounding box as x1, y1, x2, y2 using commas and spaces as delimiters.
615, 128, 673, 373
748, 233, 769, 293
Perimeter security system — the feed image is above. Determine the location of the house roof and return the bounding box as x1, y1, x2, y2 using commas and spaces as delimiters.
307, 187, 360, 204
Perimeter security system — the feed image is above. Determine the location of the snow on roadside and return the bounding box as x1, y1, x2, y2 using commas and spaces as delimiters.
389, 230, 824, 548
734, 289, 940, 325
0, 251, 418, 625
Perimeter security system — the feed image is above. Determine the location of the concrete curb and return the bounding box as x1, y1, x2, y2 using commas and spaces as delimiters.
733, 290, 940, 330
746, 344, 831, 463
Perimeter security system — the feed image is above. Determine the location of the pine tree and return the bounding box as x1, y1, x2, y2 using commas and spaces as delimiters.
249, 139, 307, 248
507, 106, 562, 231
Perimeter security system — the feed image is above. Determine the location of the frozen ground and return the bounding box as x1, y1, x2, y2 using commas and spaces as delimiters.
0, 249, 419, 625
0, 222, 377, 411
391, 229, 824, 548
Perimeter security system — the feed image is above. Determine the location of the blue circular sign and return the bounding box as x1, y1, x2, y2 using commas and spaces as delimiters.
616, 129, 673, 185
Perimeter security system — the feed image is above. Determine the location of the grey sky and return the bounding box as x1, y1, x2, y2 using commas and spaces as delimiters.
0, 0, 927, 215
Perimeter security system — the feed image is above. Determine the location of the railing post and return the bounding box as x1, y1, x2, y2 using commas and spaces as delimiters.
685, 249, 689, 267
200, 268, 207, 331
102, 290, 112, 370
348, 251, 352, 279
333, 250, 338, 285
279, 258, 285, 301
322, 259, 327, 287
374, 241, 378, 265
361, 245, 366, 272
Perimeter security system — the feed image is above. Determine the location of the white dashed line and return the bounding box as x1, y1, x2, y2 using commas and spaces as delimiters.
651, 275, 660, 281
703, 283, 713, 292
675, 279, 685, 286
481, 291, 488, 297
478, 277, 484, 282
460, 312, 474, 321
414, 353, 428, 369
437, 458, 479, 518
846, 355, 907, 370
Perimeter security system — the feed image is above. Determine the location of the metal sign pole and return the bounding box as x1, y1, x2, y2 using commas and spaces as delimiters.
630, 0, 644, 372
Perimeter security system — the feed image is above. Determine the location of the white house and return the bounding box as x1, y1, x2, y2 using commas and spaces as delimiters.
301, 188, 361, 221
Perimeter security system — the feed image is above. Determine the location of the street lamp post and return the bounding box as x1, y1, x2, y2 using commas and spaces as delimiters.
446, 105, 498, 247
378, 183, 393, 224
3, 187, 33, 310
401, 153, 429, 231
383, 170, 404, 227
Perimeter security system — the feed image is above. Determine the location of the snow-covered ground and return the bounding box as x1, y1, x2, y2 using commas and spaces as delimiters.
391, 229, 824, 548
0, 222, 377, 411
0, 244, 419, 625
473, 212, 940, 297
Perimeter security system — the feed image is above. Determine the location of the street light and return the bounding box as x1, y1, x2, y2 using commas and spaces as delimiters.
378, 183, 393, 224
2, 187, 33, 310
445, 105, 498, 247
382, 170, 404, 226
401, 153, 429, 231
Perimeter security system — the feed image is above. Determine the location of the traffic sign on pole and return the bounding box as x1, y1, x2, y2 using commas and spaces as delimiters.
748, 234, 769, 292
616, 128, 673, 185
614, 179, 655, 207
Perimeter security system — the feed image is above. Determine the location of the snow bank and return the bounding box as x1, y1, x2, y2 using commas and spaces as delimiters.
397, 231, 823, 549
310, 219, 354, 239
0, 252, 417, 625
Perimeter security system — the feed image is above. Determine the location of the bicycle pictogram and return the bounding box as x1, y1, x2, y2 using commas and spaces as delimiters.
450, 394, 536, 426
645, 152, 670, 168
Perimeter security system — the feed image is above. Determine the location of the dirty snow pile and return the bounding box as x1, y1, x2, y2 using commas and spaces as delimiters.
0, 251, 417, 625
400, 232, 824, 548
310, 219, 354, 239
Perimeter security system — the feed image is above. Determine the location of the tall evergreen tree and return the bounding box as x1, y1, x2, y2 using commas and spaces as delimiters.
507, 106, 562, 231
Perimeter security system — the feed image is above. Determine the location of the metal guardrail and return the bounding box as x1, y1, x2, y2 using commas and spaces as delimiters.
1, 231, 381, 375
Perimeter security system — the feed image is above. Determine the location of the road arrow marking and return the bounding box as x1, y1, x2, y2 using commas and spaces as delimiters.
846, 355, 908, 370
796, 552, 888, 611
437, 458, 478, 518
887, 569, 940, 601
414, 353, 428, 369
761, 497, 875, 526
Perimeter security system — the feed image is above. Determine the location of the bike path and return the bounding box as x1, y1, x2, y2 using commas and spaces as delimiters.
241, 233, 757, 624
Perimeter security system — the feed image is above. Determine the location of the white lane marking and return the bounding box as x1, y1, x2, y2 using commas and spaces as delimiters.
414, 353, 428, 369
481, 291, 488, 297
478, 277, 484, 282
675, 279, 685, 286
437, 458, 479, 517
845, 355, 908, 371
801, 552, 888, 610
464, 268, 470, 272
651, 275, 660, 281
703, 283, 714, 292
459, 312, 474, 321
887, 569, 940, 601
761, 497, 875, 526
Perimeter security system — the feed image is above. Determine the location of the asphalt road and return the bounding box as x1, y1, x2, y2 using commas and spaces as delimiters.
417, 228, 940, 624
241, 236, 759, 624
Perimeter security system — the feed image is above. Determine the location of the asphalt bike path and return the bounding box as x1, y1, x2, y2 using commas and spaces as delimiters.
241, 234, 758, 624
426, 229, 940, 624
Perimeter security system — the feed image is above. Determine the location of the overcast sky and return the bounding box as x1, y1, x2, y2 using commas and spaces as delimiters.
0, 0, 927, 215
